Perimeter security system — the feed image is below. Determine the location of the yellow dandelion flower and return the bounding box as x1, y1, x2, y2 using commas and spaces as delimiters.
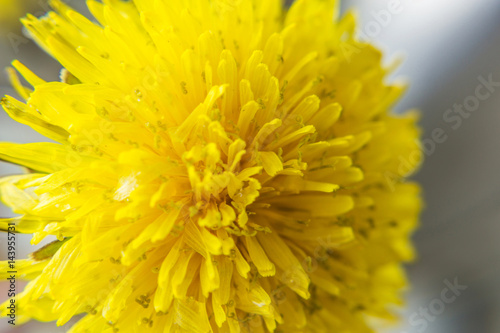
0, 0, 422, 332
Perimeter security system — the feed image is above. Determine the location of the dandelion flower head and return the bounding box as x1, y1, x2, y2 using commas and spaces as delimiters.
0, 0, 422, 332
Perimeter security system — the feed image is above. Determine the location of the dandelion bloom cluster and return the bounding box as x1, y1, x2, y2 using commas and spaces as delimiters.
0, 0, 421, 332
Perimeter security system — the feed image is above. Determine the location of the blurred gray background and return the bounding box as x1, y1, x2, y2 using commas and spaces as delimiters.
1, 0, 500, 332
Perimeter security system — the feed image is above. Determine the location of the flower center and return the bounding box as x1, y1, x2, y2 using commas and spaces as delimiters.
182, 139, 264, 236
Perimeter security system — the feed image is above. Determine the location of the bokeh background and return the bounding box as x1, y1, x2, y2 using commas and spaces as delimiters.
1, 0, 500, 332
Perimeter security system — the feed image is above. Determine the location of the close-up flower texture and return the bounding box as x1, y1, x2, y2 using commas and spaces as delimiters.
0, 0, 422, 332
